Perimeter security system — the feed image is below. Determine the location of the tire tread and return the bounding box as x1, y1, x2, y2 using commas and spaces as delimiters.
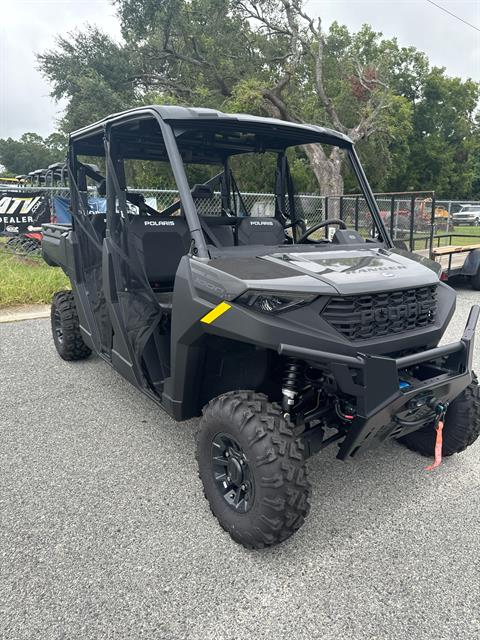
51, 290, 91, 361
196, 390, 311, 549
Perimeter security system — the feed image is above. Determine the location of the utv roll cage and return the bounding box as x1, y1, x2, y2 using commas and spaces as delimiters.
68, 105, 393, 257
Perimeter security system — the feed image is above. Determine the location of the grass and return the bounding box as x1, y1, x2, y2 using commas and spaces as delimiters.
0, 248, 69, 307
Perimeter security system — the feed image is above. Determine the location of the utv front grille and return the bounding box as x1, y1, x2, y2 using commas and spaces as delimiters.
322, 285, 437, 341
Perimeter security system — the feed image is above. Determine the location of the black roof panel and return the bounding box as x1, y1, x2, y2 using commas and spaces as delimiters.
70, 106, 352, 162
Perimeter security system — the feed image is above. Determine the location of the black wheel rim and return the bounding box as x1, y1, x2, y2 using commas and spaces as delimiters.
211, 433, 255, 513
53, 308, 63, 344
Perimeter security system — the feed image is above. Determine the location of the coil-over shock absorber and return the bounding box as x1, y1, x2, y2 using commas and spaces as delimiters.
282, 357, 303, 413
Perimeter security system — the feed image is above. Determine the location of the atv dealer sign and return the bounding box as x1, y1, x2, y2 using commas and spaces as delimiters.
0, 191, 51, 234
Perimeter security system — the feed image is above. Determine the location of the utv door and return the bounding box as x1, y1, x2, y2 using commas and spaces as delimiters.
66, 153, 112, 358
102, 121, 191, 396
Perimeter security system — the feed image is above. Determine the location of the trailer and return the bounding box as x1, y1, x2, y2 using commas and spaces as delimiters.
416, 233, 480, 289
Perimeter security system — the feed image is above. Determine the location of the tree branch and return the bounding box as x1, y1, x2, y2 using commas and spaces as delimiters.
313, 17, 346, 133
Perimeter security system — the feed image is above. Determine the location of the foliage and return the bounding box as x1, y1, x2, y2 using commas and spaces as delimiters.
0, 133, 67, 176
38, 25, 136, 133
404, 70, 480, 199
31, 0, 480, 198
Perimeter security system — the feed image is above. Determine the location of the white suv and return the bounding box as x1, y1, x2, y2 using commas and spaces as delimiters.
452, 205, 480, 226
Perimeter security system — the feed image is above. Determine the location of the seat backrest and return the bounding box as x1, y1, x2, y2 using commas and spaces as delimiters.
201, 216, 235, 247
236, 217, 285, 246
128, 216, 191, 289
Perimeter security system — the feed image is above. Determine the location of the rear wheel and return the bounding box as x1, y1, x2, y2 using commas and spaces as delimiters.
399, 376, 480, 457
51, 290, 91, 361
196, 391, 311, 549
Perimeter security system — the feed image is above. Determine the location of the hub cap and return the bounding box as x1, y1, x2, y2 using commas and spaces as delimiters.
211, 433, 254, 513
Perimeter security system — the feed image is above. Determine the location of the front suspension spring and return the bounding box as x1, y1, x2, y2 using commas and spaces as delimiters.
282, 358, 304, 411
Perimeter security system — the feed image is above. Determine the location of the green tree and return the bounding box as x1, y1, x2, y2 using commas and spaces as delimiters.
0, 133, 67, 175
38, 25, 136, 132
403, 69, 480, 198
37, 0, 479, 198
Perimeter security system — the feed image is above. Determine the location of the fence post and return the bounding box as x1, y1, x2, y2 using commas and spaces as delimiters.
428, 193, 436, 259
339, 196, 344, 222
390, 196, 395, 240
354, 196, 359, 231
409, 195, 416, 252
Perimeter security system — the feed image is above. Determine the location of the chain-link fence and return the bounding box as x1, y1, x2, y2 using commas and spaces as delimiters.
4, 184, 479, 254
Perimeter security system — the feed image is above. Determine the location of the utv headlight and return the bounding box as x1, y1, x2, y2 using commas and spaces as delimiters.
235, 290, 316, 314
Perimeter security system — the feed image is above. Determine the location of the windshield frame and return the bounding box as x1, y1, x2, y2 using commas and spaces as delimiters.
161, 121, 392, 255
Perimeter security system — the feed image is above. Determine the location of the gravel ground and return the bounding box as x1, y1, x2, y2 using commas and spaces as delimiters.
1, 286, 479, 640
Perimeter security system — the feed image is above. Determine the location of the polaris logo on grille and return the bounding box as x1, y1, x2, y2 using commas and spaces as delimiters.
361, 301, 432, 324
323, 285, 437, 341
250, 221, 274, 226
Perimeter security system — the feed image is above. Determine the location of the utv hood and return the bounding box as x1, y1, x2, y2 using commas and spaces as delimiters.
202, 247, 440, 298
259, 248, 440, 295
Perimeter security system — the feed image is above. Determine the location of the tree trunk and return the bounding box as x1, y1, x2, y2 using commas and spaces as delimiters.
303, 143, 346, 219
303, 143, 345, 196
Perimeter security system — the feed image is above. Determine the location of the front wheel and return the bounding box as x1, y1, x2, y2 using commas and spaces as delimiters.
399, 376, 480, 457
196, 391, 311, 549
51, 290, 92, 361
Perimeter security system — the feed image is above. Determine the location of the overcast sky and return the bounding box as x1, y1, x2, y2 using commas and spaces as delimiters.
0, 0, 479, 139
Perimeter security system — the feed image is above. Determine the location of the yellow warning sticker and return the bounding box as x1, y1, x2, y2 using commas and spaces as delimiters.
200, 301, 232, 324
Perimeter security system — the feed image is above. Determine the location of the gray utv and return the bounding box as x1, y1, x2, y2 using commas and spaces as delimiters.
42, 106, 480, 549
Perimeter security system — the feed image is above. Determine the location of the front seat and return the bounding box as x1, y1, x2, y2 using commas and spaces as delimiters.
128, 216, 191, 293
236, 217, 286, 246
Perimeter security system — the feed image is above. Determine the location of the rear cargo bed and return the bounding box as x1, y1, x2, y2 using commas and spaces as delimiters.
42, 223, 72, 269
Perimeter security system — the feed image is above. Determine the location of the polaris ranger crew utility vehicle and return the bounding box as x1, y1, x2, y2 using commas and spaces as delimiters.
43, 106, 480, 549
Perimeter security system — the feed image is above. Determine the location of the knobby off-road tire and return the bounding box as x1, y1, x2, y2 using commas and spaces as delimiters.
399, 376, 480, 457
51, 290, 91, 361
196, 391, 311, 549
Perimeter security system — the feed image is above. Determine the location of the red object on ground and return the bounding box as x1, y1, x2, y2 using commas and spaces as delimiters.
24, 232, 42, 241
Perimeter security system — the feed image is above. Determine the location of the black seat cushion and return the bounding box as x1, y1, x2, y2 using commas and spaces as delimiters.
201, 216, 235, 247
237, 217, 285, 246
128, 216, 191, 289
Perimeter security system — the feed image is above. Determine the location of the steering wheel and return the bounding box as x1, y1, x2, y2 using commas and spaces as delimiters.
284, 220, 305, 231
297, 218, 347, 243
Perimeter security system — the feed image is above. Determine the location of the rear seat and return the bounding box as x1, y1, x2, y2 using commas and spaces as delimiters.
201, 216, 235, 246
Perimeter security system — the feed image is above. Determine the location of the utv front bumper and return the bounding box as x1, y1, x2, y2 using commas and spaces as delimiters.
279, 305, 479, 459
